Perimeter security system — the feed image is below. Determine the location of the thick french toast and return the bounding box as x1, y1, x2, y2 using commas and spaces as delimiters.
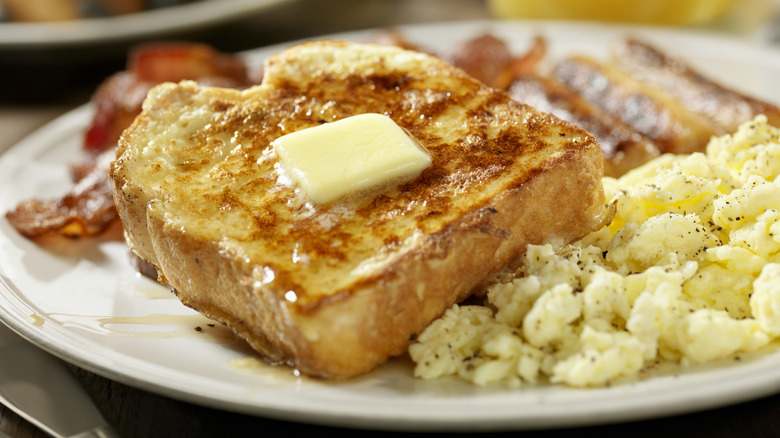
110, 40, 606, 378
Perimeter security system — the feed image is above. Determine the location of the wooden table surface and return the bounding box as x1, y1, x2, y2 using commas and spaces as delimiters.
2, 1, 780, 436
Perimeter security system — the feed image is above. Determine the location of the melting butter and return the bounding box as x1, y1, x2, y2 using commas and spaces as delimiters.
272, 113, 431, 204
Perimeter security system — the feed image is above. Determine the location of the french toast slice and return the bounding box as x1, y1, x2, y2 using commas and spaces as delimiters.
110, 40, 607, 378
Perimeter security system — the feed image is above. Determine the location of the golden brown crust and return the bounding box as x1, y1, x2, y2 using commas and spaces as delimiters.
111, 40, 606, 378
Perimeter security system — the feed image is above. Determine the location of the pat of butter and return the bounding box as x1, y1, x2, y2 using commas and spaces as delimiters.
272, 113, 431, 204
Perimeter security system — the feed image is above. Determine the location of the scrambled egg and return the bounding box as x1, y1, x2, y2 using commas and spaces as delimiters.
409, 115, 780, 387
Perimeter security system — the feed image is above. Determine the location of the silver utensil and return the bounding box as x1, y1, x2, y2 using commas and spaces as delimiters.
0, 322, 119, 437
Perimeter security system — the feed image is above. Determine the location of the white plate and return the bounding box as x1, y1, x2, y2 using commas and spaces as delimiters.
2, 20, 780, 432
0, 0, 291, 48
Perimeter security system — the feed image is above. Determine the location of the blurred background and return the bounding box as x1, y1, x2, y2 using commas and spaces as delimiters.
0, 0, 488, 103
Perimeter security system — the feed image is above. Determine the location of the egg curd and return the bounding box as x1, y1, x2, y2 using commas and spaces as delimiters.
410, 115, 780, 387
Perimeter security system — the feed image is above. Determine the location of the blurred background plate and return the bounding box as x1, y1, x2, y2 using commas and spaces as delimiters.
0, 0, 294, 103
0, 0, 292, 48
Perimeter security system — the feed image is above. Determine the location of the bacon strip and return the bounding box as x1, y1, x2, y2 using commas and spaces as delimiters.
6, 43, 258, 239
85, 43, 258, 154
6, 149, 116, 238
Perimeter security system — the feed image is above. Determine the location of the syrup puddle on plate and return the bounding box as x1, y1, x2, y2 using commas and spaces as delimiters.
26, 311, 418, 388
226, 356, 319, 385
34, 312, 238, 344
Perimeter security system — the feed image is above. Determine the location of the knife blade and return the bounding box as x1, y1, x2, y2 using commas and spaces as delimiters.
0, 322, 119, 438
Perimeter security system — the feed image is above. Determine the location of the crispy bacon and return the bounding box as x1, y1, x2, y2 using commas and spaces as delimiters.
449, 33, 515, 88
129, 42, 250, 85
85, 43, 258, 154
446, 34, 546, 90
83, 71, 151, 154
6, 149, 116, 238
491, 35, 547, 90
7, 43, 259, 239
